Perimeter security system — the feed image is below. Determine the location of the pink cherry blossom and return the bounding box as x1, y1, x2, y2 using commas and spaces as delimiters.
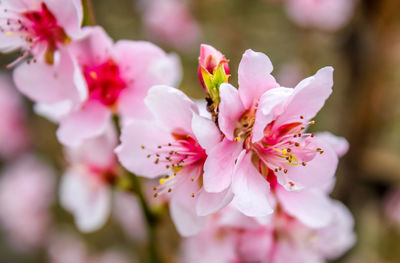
0, 73, 30, 159
116, 85, 233, 236
198, 44, 230, 92
60, 123, 118, 232
0, 0, 82, 64
140, 0, 201, 50
0, 155, 55, 251
181, 201, 355, 263
285, 0, 356, 31
25, 26, 181, 147
203, 49, 339, 223
113, 191, 147, 241
384, 188, 400, 226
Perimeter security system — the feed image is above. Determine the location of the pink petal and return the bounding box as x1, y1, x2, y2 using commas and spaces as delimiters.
113, 40, 181, 89
115, 120, 174, 178
277, 66, 333, 124
13, 48, 82, 104
238, 228, 272, 262
66, 124, 117, 170
170, 176, 206, 236
277, 187, 333, 228
315, 200, 356, 259
59, 169, 111, 233
199, 44, 224, 66
196, 188, 233, 216
273, 240, 323, 263
69, 26, 113, 67
218, 83, 245, 140
317, 131, 349, 158
232, 151, 273, 217
144, 85, 198, 133
43, 0, 83, 38
238, 49, 278, 109
191, 113, 222, 152
118, 88, 153, 125
34, 101, 73, 123
203, 138, 242, 193
57, 101, 111, 147
285, 138, 338, 189
252, 87, 293, 142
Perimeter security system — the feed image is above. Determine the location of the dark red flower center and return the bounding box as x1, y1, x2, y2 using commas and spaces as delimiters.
83, 59, 127, 107
23, 3, 70, 63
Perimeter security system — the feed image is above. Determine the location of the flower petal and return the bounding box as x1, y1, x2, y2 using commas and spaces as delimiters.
144, 85, 198, 133
252, 87, 293, 142
277, 187, 333, 228
238, 49, 278, 109
196, 188, 233, 216
56, 101, 111, 147
170, 176, 206, 236
218, 83, 245, 140
115, 120, 174, 178
13, 48, 82, 104
191, 113, 222, 152
278, 66, 333, 124
232, 151, 273, 217
203, 138, 242, 193
69, 26, 113, 67
44, 0, 83, 38
316, 131, 349, 158
34, 100, 73, 123
285, 137, 338, 189
315, 200, 356, 259
59, 169, 111, 233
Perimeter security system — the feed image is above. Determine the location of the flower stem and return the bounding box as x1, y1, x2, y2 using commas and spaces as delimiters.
82, 0, 96, 26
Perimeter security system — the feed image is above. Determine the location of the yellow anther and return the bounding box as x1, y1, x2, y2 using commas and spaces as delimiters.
89, 71, 97, 79
234, 137, 240, 142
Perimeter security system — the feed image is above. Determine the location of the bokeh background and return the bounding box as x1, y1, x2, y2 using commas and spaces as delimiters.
1, 0, 400, 262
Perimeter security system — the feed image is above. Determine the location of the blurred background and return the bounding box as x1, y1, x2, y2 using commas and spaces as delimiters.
1, 0, 400, 262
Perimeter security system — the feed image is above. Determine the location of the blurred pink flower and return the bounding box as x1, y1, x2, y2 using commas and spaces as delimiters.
0, 73, 30, 159
181, 201, 355, 263
140, 0, 201, 50
384, 188, 400, 226
24, 26, 181, 147
0, 0, 83, 63
203, 49, 338, 225
113, 191, 147, 241
0, 155, 55, 251
59, 123, 118, 232
285, 0, 356, 31
117, 86, 233, 236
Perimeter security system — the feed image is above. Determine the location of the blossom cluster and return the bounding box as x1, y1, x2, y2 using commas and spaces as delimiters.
0, 0, 355, 262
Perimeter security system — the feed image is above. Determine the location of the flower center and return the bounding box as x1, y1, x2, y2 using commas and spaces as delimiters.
1, 3, 70, 63
83, 59, 127, 107
142, 132, 207, 197
252, 117, 322, 176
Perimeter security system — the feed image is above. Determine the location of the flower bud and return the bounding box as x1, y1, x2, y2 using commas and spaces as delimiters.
197, 44, 230, 103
